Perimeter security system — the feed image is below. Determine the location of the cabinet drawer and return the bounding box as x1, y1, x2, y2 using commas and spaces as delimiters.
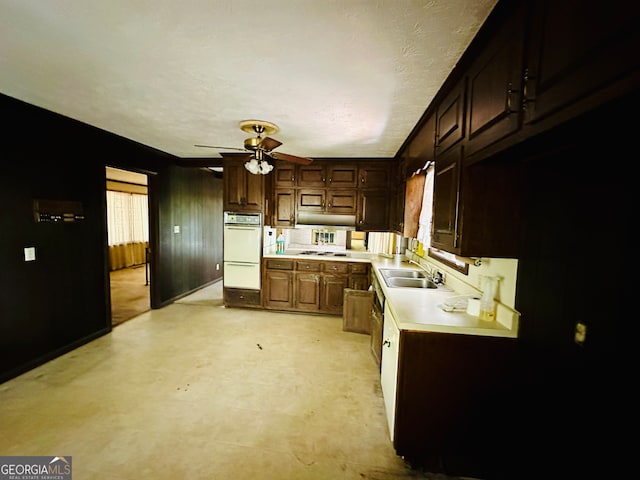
349, 263, 369, 274
223, 287, 261, 306
265, 259, 294, 270
296, 261, 321, 272
323, 262, 349, 274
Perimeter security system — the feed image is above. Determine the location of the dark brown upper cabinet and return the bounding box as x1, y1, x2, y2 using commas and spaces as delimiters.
436, 78, 466, 154
273, 161, 297, 188
407, 113, 436, 176
523, 0, 639, 131
465, 2, 526, 161
297, 164, 327, 188
430, 145, 461, 254
327, 164, 358, 188
223, 157, 264, 212
272, 188, 296, 227
358, 162, 390, 189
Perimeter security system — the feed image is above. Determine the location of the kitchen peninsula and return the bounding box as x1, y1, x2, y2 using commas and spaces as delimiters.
262, 247, 519, 464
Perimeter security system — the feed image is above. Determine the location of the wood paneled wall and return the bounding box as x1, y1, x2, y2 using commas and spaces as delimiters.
0, 94, 223, 382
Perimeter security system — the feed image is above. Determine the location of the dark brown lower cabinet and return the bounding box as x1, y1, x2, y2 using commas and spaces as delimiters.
263, 258, 370, 314
294, 272, 320, 311
223, 287, 261, 307
262, 259, 294, 309
385, 328, 516, 476
320, 275, 349, 314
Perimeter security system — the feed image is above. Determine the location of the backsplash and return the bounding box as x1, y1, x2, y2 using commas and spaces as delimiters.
263, 227, 348, 251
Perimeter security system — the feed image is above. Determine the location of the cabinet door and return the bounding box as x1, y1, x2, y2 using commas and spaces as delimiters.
436, 79, 466, 153
357, 190, 389, 231
297, 189, 326, 212
273, 189, 296, 226
223, 161, 245, 210
524, 0, 639, 128
358, 163, 390, 189
381, 302, 400, 441
321, 275, 349, 314
431, 146, 461, 254
294, 273, 321, 311
326, 189, 357, 214
465, 3, 526, 159
406, 114, 436, 176
263, 270, 293, 309
273, 162, 297, 187
297, 165, 327, 187
223, 160, 264, 212
244, 172, 264, 211
327, 164, 358, 187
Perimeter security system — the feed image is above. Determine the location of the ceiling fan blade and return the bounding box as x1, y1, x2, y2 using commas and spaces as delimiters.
194, 144, 247, 152
258, 136, 282, 152
270, 152, 314, 165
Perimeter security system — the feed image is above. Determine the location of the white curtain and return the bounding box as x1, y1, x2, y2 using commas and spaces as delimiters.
416, 163, 434, 247
107, 191, 149, 246
367, 232, 397, 255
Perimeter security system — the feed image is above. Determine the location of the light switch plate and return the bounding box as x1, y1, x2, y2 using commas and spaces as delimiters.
24, 247, 36, 262
173, 225, 180, 233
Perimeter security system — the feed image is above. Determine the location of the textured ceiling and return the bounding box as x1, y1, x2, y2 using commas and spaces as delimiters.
0, 0, 498, 161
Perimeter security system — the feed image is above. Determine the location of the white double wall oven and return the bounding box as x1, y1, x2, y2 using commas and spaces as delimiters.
223, 212, 262, 290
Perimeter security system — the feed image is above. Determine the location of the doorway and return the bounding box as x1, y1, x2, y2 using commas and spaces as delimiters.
106, 166, 151, 326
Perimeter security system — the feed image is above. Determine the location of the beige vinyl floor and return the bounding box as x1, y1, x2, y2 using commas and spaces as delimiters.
0, 280, 479, 479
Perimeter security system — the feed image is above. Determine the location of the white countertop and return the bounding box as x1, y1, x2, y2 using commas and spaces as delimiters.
262, 248, 517, 338
263, 247, 375, 263
369, 256, 517, 338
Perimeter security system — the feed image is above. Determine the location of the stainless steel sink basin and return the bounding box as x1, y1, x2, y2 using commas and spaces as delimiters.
380, 268, 427, 279
384, 277, 438, 289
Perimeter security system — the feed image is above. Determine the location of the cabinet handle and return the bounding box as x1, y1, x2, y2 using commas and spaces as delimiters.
522, 67, 536, 112
383, 339, 391, 347
361, 177, 365, 183
322, 178, 326, 183
291, 176, 295, 182
506, 82, 519, 114
329, 178, 332, 183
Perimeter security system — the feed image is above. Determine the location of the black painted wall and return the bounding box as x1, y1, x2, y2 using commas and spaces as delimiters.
465, 93, 633, 479
0, 94, 223, 382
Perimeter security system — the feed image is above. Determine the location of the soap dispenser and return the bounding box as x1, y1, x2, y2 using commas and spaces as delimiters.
276, 233, 285, 254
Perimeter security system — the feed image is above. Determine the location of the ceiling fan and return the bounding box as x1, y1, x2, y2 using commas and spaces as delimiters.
195, 120, 313, 174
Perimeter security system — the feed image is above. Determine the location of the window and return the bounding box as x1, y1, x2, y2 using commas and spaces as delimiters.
106, 190, 149, 246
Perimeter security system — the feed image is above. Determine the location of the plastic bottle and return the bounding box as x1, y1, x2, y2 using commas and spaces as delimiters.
479, 275, 499, 321
276, 233, 285, 254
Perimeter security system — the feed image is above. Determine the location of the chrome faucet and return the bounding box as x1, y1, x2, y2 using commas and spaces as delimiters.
408, 259, 443, 284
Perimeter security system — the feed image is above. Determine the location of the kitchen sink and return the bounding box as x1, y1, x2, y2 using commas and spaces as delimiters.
384, 277, 438, 289
379, 268, 427, 279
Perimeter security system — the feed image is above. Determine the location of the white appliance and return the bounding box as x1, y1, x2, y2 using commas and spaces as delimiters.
223, 212, 262, 290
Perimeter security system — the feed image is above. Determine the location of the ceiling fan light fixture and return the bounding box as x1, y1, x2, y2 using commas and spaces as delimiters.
244, 153, 274, 175
244, 158, 261, 174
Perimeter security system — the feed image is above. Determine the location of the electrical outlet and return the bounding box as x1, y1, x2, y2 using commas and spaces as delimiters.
574, 322, 587, 346
216, 263, 220, 270
173, 225, 180, 234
